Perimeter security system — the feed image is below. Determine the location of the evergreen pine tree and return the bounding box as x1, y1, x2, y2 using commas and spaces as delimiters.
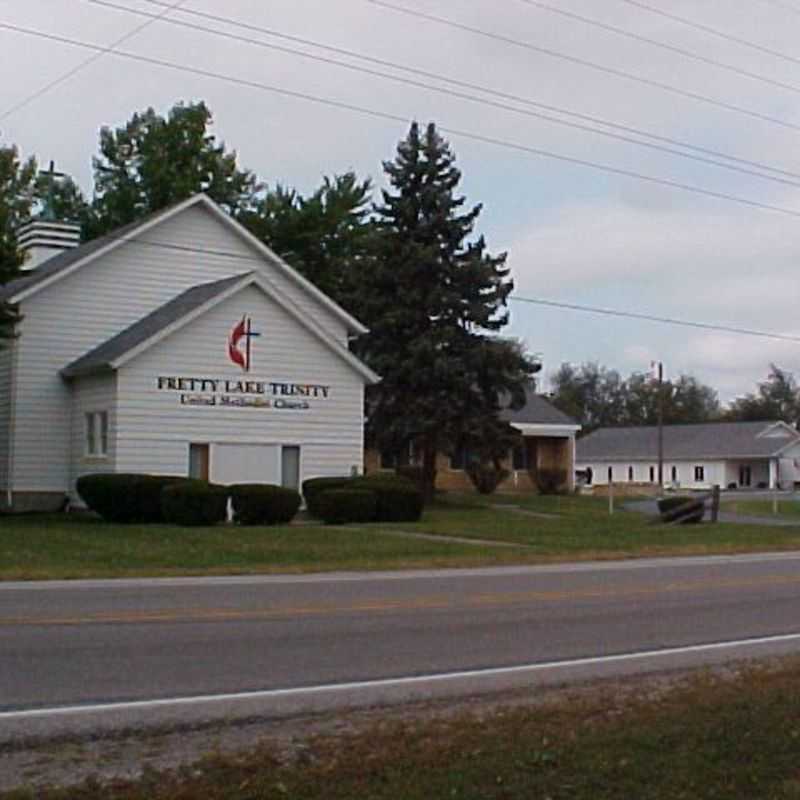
360, 122, 535, 497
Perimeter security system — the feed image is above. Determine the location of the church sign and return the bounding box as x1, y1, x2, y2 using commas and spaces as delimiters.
156, 376, 331, 410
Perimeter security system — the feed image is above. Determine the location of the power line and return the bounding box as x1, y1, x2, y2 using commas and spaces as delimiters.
0, 0, 188, 123
759, 0, 800, 16
511, 296, 800, 344
367, 0, 800, 133
615, 0, 800, 69
5, 21, 800, 222
20, 229, 797, 347
82, 0, 800, 190
119, 0, 800, 182
516, 0, 800, 97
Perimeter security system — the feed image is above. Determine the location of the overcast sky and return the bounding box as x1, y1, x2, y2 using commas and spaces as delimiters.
2, 0, 800, 402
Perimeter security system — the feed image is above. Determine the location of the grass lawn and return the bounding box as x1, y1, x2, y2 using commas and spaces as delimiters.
722, 498, 800, 519
364, 492, 800, 557
0, 513, 531, 581
10, 660, 800, 799
5, 494, 800, 580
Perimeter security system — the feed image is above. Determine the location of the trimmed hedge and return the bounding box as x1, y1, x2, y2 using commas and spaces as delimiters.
466, 464, 509, 495
161, 481, 229, 527
535, 468, 568, 495
657, 495, 705, 524
302, 477, 353, 517
314, 489, 377, 525
353, 475, 423, 522
229, 483, 301, 526
76, 473, 189, 523
395, 465, 425, 493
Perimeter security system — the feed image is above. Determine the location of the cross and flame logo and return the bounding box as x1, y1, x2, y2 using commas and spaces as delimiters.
227, 315, 261, 372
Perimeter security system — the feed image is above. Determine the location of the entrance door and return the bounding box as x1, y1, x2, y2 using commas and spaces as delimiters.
739, 465, 752, 487
189, 444, 210, 480
281, 446, 301, 490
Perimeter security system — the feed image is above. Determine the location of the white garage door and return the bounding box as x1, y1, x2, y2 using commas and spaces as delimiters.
211, 444, 280, 486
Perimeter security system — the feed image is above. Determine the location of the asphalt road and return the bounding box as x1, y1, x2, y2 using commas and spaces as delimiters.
3, 553, 800, 740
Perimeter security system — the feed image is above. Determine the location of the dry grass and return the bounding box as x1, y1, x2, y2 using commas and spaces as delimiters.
8, 660, 800, 799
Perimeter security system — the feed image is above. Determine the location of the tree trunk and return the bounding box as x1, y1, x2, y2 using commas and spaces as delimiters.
421, 437, 438, 504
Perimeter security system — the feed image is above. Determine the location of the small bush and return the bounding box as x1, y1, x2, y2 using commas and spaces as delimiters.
315, 489, 377, 525
161, 481, 229, 527
535, 468, 568, 495
229, 483, 301, 525
657, 495, 704, 524
395, 465, 425, 493
303, 476, 353, 517
466, 463, 509, 495
76, 473, 189, 523
353, 474, 424, 522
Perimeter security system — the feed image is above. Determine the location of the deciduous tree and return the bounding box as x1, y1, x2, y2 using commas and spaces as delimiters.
88, 101, 259, 236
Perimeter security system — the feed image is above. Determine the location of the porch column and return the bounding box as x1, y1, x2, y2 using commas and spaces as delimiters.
568, 435, 576, 491
769, 458, 778, 490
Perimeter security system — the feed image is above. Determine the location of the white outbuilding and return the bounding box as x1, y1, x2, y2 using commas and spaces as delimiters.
0, 194, 379, 512
576, 420, 800, 491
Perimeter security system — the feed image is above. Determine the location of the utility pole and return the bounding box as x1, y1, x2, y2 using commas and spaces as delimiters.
654, 361, 665, 498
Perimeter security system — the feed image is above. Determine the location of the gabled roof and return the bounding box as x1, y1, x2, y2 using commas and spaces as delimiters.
2, 194, 368, 336
62, 274, 250, 378
501, 388, 579, 427
576, 420, 800, 462
61, 273, 380, 384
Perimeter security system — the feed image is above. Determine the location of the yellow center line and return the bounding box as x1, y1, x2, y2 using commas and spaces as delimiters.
2, 573, 800, 627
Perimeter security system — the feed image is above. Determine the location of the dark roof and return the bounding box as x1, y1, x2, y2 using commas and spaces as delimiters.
62, 273, 251, 378
576, 420, 800, 461
0, 215, 152, 303
501, 388, 579, 427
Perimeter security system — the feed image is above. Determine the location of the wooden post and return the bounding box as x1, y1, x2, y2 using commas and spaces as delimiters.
609, 482, 614, 515
711, 485, 720, 523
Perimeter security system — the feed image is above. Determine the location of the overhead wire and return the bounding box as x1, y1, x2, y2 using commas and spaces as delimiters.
4, 21, 800, 222
101, 0, 800, 182
12, 229, 798, 347
510, 296, 800, 344
82, 0, 800, 190
0, 0, 188, 123
615, 0, 800, 69
516, 0, 800, 97
366, 0, 800, 133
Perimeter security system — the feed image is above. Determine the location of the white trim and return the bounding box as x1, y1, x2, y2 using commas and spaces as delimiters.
4, 631, 800, 721
512, 423, 580, 437
109, 273, 380, 385
9, 194, 368, 337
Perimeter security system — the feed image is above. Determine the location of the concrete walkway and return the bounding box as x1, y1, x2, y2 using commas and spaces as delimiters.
341, 527, 533, 549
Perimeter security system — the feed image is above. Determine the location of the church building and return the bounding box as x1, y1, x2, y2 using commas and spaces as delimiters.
0, 194, 379, 512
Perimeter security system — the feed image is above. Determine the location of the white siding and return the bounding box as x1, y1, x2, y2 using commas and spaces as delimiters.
10, 203, 351, 493
578, 459, 727, 489
69, 374, 117, 497
115, 285, 364, 486
0, 346, 11, 491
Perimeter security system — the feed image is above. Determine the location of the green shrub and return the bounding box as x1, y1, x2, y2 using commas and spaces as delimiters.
303, 476, 353, 517
395, 465, 425, 493
76, 473, 189, 523
466, 463, 509, 495
535, 468, 568, 495
353, 475, 424, 522
657, 495, 705, 524
315, 489, 377, 525
229, 483, 301, 525
161, 481, 229, 527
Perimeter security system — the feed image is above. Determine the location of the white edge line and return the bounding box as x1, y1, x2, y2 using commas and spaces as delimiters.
4, 631, 800, 721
